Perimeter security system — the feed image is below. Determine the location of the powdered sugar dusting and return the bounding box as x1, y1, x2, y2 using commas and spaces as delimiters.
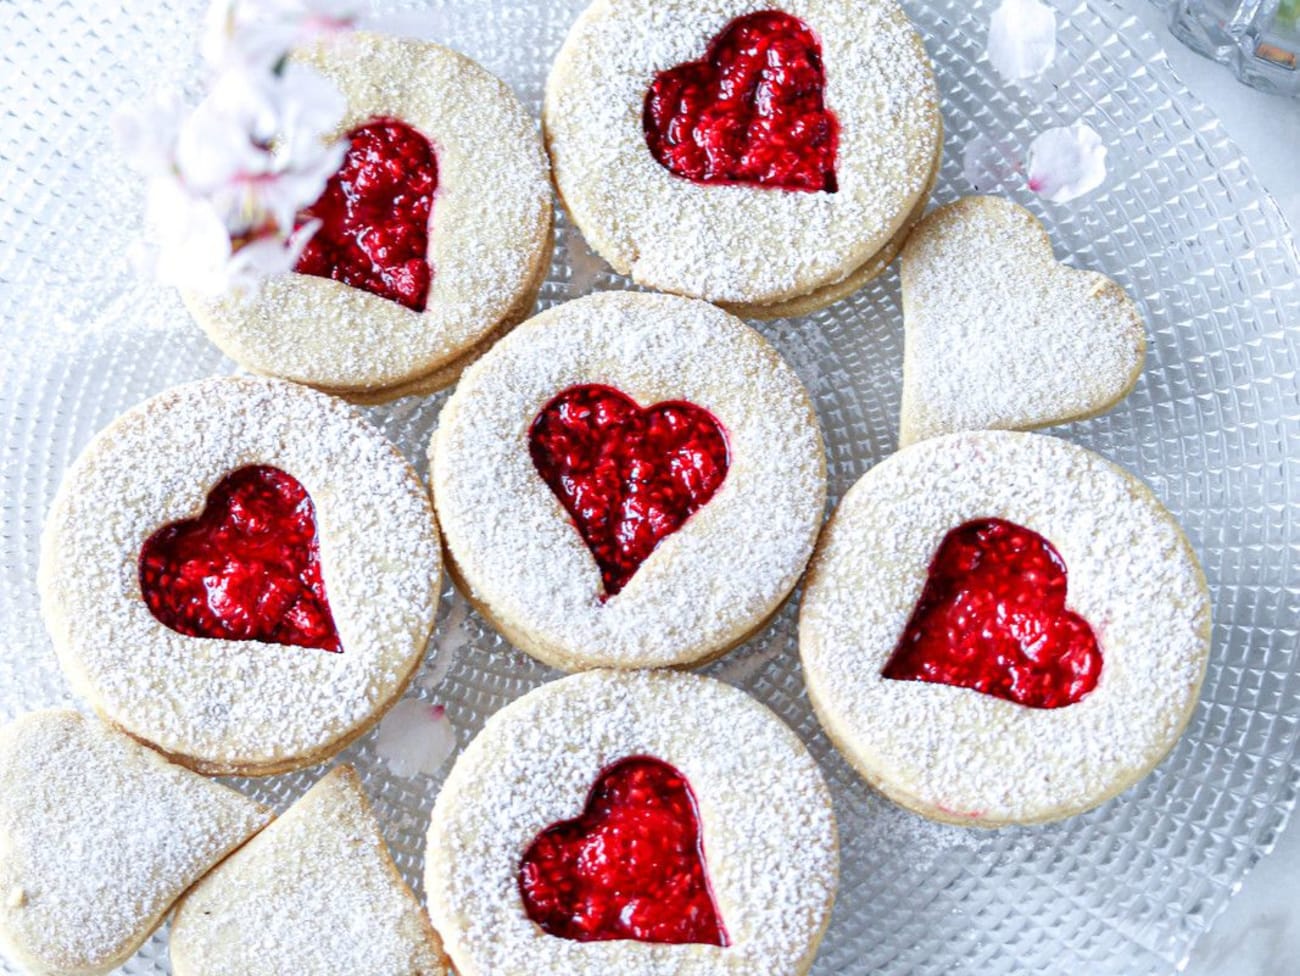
0, 711, 269, 972
188, 31, 552, 394
425, 670, 837, 976
38, 376, 441, 773
899, 195, 1145, 445
171, 766, 448, 975
544, 0, 940, 306
432, 292, 827, 669
800, 431, 1211, 824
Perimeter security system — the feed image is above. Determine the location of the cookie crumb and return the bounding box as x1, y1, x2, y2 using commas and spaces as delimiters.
6, 886, 26, 908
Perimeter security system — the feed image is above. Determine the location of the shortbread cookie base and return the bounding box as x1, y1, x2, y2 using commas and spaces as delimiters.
186, 32, 553, 396
171, 766, 449, 976
425, 670, 838, 976
441, 540, 792, 673
327, 220, 555, 405
39, 377, 442, 776
544, 0, 942, 307
799, 431, 1211, 827
898, 195, 1147, 447
431, 291, 827, 671
0, 711, 270, 976
721, 126, 943, 321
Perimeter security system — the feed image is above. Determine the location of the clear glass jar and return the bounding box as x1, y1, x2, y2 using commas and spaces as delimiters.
1156, 0, 1300, 95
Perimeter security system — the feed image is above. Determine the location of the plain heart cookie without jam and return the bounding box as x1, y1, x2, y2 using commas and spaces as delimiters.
424, 669, 838, 976
898, 195, 1147, 446
798, 430, 1211, 827
543, 0, 941, 317
184, 32, 553, 403
38, 376, 442, 777
429, 291, 827, 671
0, 710, 269, 976
170, 766, 449, 976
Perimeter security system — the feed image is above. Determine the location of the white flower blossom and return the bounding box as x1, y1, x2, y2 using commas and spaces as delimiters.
988, 0, 1057, 82
115, 0, 354, 298
1027, 123, 1108, 203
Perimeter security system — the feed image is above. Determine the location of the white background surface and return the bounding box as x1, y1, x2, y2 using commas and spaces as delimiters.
1125, 4, 1300, 974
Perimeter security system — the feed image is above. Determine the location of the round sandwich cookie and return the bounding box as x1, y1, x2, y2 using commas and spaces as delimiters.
425, 669, 838, 976
39, 376, 442, 776
799, 430, 1212, 827
543, 0, 942, 317
185, 32, 554, 403
430, 290, 827, 671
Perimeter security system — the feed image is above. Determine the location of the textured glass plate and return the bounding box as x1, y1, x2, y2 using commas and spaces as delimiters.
2, 1, 1299, 974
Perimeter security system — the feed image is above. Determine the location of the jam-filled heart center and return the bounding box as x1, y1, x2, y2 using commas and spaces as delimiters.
518, 756, 728, 945
295, 117, 438, 312
138, 465, 340, 652
882, 519, 1101, 708
642, 9, 839, 193
529, 384, 729, 597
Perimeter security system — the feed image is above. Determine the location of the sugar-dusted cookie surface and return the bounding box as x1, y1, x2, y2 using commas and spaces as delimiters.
544, 0, 941, 311
425, 669, 838, 976
171, 765, 448, 976
39, 377, 441, 776
186, 32, 553, 402
0, 710, 270, 976
799, 431, 1211, 826
430, 291, 827, 671
899, 195, 1146, 446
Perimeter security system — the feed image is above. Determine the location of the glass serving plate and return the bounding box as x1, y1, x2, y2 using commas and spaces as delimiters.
1, 1, 1299, 973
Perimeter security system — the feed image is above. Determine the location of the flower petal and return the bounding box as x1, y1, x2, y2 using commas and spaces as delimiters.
374, 700, 457, 779
1026, 123, 1108, 203
988, 0, 1057, 82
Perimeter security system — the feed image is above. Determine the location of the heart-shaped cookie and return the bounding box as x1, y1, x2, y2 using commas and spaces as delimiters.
882, 518, 1102, 708
139, 464, 340, 651
296, 117, 438, 312
0, 710, 269, 976
642, 10, 838, 193
518, 755, 727, 945
170, 766, 449, 976
898, 195, 1145, 446
528, 384, 730, 596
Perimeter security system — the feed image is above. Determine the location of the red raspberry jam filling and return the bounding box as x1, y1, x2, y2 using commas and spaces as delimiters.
643, 10, 839, 193
518, 756, 728, 946
138, 465, 340, 652
528, 384, 729, 597
295, 117, 437, 312
883, 519, 1102, 709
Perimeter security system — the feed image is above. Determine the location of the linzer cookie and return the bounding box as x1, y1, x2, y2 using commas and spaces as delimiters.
171, 766, 449, 976
543, 0, 941, 317
185, 32, 554, 403
425, 669, 837, 976
430, 291, 827, 671
38, 377, 441, 776
899, 195, 1146, 446
799, 430, 1211, 826
0, 710, 269, 976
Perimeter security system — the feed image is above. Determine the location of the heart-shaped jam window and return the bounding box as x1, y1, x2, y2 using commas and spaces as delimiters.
138, 465, 340, 652
295, 117, 438, 312
883, 519, 1102, 708
528, 384, 729, 597
643, 10, 839, 193
518, 756, 728, 945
